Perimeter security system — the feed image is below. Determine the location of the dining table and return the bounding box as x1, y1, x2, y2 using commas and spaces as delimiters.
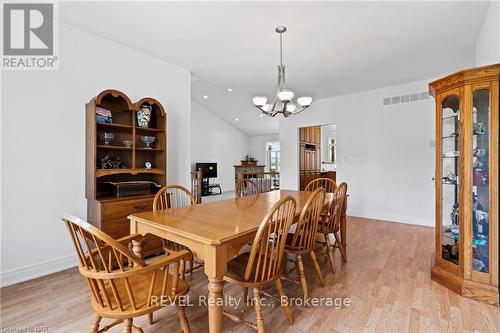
128, 189, 337, 333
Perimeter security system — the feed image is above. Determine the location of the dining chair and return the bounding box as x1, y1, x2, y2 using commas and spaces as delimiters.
153, 185, 202, 274
283, 187, 326, 301
222, 196, 297, 333
62, 215, 192, 333
316, 182, 348, 273
304, 177, 336, 194
236, 179, 260, 197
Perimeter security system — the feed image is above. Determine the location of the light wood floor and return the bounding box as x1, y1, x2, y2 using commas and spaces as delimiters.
2, 217, 500, 332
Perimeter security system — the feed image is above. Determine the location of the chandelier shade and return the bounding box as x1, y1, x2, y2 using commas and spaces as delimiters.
252, 26, 313, 117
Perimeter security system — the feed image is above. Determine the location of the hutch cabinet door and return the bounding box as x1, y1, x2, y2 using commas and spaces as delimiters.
465, 82, 499, 287
436, 88, 462, 273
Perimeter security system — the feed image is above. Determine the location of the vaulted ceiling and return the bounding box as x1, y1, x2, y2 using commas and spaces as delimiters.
61, 1, 490, 135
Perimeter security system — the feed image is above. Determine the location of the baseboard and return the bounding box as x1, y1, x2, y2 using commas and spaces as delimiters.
0, 253, 77, 288
348, 210, 433, 227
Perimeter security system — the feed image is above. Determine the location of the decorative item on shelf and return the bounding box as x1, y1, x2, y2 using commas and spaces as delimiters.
473, 123, 486, 135
145, 161, 152, 169
473, 148, 487, 157
473, 169, 488, 186
95, 106, 112, 124
251, 26, 313, 117
450, 130, 460, 137
443, 171, 458, 185
140, 135, 155, 149
137, 105, 152, 128
473, 160, 486, 170
122, 139, 133, 148
99, 132, 114, 145
241, 155, 257, 166
443, 150, 459, 158
100, 154, 125, 169
450, 202, 459, 228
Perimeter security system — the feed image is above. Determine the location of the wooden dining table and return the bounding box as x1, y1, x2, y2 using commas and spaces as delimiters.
128, 190, 335, 333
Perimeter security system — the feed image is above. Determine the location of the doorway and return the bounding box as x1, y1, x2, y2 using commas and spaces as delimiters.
298, 124, 336, 190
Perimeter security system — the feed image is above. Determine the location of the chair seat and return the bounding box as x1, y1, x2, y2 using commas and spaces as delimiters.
223, 252, 252, 284
92, 269, 189, 317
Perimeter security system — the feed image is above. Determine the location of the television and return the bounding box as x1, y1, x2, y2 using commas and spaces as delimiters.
196, 162, 217, 178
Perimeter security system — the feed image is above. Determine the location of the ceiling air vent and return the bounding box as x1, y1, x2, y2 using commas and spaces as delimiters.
383, 91, 429, 106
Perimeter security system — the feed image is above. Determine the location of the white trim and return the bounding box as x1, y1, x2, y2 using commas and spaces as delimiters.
0, 253, 77, 288
348, 210, 433, 227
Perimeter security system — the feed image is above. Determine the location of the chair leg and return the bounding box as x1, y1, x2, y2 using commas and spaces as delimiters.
148, 312, 153, 324
325, 233, 336, 274
296, 254, 308, 301
243, 287, 249, 305
310, 250, 325, 287
275, 279, 293, 325
89, 313, 101, 333
334, 231, 347, 262
253, 288, 265, 333
176, 304, 191, 333
123, 318, 133, 333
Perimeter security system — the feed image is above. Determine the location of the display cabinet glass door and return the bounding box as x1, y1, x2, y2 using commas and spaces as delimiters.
441, 95, 461, 265
471, 89, 490, 273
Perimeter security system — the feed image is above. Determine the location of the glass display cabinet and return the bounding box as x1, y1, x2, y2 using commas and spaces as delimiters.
429, 64, 499, 306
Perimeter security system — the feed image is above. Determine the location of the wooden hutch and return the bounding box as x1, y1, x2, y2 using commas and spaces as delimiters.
85, 89, 167, 255
299, 126, 321, 190
429, 64, 499, 305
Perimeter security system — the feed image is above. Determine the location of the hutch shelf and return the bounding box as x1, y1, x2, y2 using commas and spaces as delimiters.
85, 89, 167, 255
429, 64, 499, 306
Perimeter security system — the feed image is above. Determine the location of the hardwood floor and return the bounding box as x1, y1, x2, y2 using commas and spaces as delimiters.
2, 217, 500, 332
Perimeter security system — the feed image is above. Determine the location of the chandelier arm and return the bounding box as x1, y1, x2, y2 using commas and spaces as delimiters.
290, 105, 310, 115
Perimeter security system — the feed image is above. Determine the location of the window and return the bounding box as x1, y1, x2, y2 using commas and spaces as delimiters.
266, 141, 280, 172
328, 138, 336, 163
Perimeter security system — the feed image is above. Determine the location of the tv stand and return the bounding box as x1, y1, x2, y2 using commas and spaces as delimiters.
201, 178, 222, 196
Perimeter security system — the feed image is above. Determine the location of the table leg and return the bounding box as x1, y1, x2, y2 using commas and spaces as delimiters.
208, 277, 224, 333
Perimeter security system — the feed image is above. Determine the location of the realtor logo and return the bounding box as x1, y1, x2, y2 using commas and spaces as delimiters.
2, 2, 58, 70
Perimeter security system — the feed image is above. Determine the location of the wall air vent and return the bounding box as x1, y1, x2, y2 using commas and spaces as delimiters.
383, 91, 430, 106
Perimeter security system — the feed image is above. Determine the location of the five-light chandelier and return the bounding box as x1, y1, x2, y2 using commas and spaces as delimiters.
252, 26, 313, 117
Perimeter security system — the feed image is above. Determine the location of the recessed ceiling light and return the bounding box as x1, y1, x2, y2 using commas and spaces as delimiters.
235, 118, 240, 122
227, 88, 233, 92
203, 95, 208, 99
259, 114, 264, 118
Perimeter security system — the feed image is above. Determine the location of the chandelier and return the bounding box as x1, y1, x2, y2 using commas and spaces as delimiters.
252, 26, 313, 117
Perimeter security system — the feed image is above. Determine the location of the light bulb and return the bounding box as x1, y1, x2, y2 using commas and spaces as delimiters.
252, 96, 267, 107
277, 90, 294, 101
297, 96, 313, 107
261, 104, 272, 112
287, 103, 296, 112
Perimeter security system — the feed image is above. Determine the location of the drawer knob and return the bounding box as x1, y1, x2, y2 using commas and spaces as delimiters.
134, 204, 148, 211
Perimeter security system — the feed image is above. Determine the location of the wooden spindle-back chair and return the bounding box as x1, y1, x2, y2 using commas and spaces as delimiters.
153, 185, 202, 275
153, 185, 195, 210
235, 179, 260, 197
317, 182, 348, 273
62, 215, 192, 333
304, 177, 336, 193
283, 187, 326, 300
223, 196, 297, 332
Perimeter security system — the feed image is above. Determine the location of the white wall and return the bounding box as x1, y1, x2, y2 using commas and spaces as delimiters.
279, 80, 435, 226
0, 23, 191, 287
247, 134, 279, 170
475, 1, 500, 66
191, 101, 248, 192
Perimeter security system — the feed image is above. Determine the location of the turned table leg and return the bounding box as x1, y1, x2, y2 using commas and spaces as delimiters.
208, 277, 224, 333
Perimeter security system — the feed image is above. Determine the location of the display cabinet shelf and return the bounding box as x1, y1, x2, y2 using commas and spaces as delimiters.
429, 64, 499, 306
